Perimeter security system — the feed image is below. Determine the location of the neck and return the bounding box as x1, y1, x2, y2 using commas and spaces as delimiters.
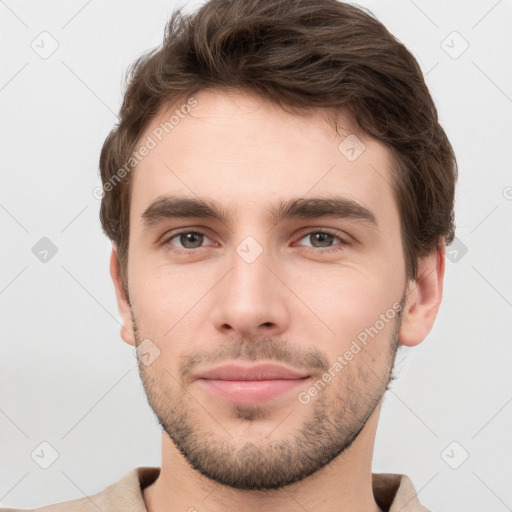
144, 403, 383, 512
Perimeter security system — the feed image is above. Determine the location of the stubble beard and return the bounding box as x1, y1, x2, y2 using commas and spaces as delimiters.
133, 301, 403, 490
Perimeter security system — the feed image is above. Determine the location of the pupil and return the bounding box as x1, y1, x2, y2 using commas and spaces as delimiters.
182, 233, 202, 248
313, 233, 332, 247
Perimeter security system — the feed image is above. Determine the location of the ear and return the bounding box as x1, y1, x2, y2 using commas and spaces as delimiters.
399, 243, 445, 347
110, 246, 136, 346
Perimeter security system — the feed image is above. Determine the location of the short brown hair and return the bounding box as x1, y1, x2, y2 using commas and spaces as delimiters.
99, 0, 457, 294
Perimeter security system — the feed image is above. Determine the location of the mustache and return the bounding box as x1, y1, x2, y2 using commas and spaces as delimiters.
131, 312, 330, 378
179, 336, 330, 380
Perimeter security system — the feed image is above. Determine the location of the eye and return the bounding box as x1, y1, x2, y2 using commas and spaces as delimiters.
159, 228, 349, 255
161, 230, 213, 252
295, 230, 349, 252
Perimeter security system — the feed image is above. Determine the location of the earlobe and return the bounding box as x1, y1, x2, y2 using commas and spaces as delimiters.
398, 243, 445, 347
109, 247, 136, 346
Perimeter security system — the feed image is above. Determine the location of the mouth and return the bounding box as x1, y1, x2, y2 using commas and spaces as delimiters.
193, 363, 311, 405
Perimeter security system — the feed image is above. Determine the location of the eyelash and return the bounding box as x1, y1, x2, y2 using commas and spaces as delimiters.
159, 228, 350, 255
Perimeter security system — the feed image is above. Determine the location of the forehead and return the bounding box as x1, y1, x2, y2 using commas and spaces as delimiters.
129, 89, 398, 229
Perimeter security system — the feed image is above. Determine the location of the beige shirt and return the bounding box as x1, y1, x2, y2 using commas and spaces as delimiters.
2, 467, 431, 511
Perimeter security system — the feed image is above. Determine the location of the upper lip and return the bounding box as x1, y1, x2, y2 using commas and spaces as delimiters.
194, 363, 310, 381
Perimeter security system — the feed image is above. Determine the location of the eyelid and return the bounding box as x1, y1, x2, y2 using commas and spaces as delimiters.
160, 228, 214, 249
294, 227, 350, 244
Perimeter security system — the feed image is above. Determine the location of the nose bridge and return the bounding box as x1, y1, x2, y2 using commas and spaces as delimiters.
225, 213, 274, 296
231, 236, 271, 298
226, 233, 275, 309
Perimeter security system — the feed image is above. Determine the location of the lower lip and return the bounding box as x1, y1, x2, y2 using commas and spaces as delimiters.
197, 378, 309, 405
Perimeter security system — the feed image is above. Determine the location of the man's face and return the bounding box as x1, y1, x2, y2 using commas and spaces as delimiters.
121, 89, 409, 489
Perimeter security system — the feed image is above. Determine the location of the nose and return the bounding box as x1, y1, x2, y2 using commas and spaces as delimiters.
211, 241, 291, 340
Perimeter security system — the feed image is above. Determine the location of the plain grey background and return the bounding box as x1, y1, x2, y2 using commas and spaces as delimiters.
1, 0, 511, 510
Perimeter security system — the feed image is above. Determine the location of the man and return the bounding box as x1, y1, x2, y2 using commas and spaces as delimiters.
6, 0, 456, 510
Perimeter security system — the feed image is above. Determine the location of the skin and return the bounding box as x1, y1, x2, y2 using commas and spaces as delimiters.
110, 89, 445, 512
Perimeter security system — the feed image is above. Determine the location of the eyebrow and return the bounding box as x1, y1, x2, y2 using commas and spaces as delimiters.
140, 195, 377, 230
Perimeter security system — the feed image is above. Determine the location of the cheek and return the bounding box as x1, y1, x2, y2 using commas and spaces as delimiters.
293, 264, 402, 351
130, 260, 211, 342
128, 234, 404, 355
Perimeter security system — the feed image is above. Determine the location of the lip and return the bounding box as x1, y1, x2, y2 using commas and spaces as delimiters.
194, 363, 310, 381
193, 363, 311, 405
